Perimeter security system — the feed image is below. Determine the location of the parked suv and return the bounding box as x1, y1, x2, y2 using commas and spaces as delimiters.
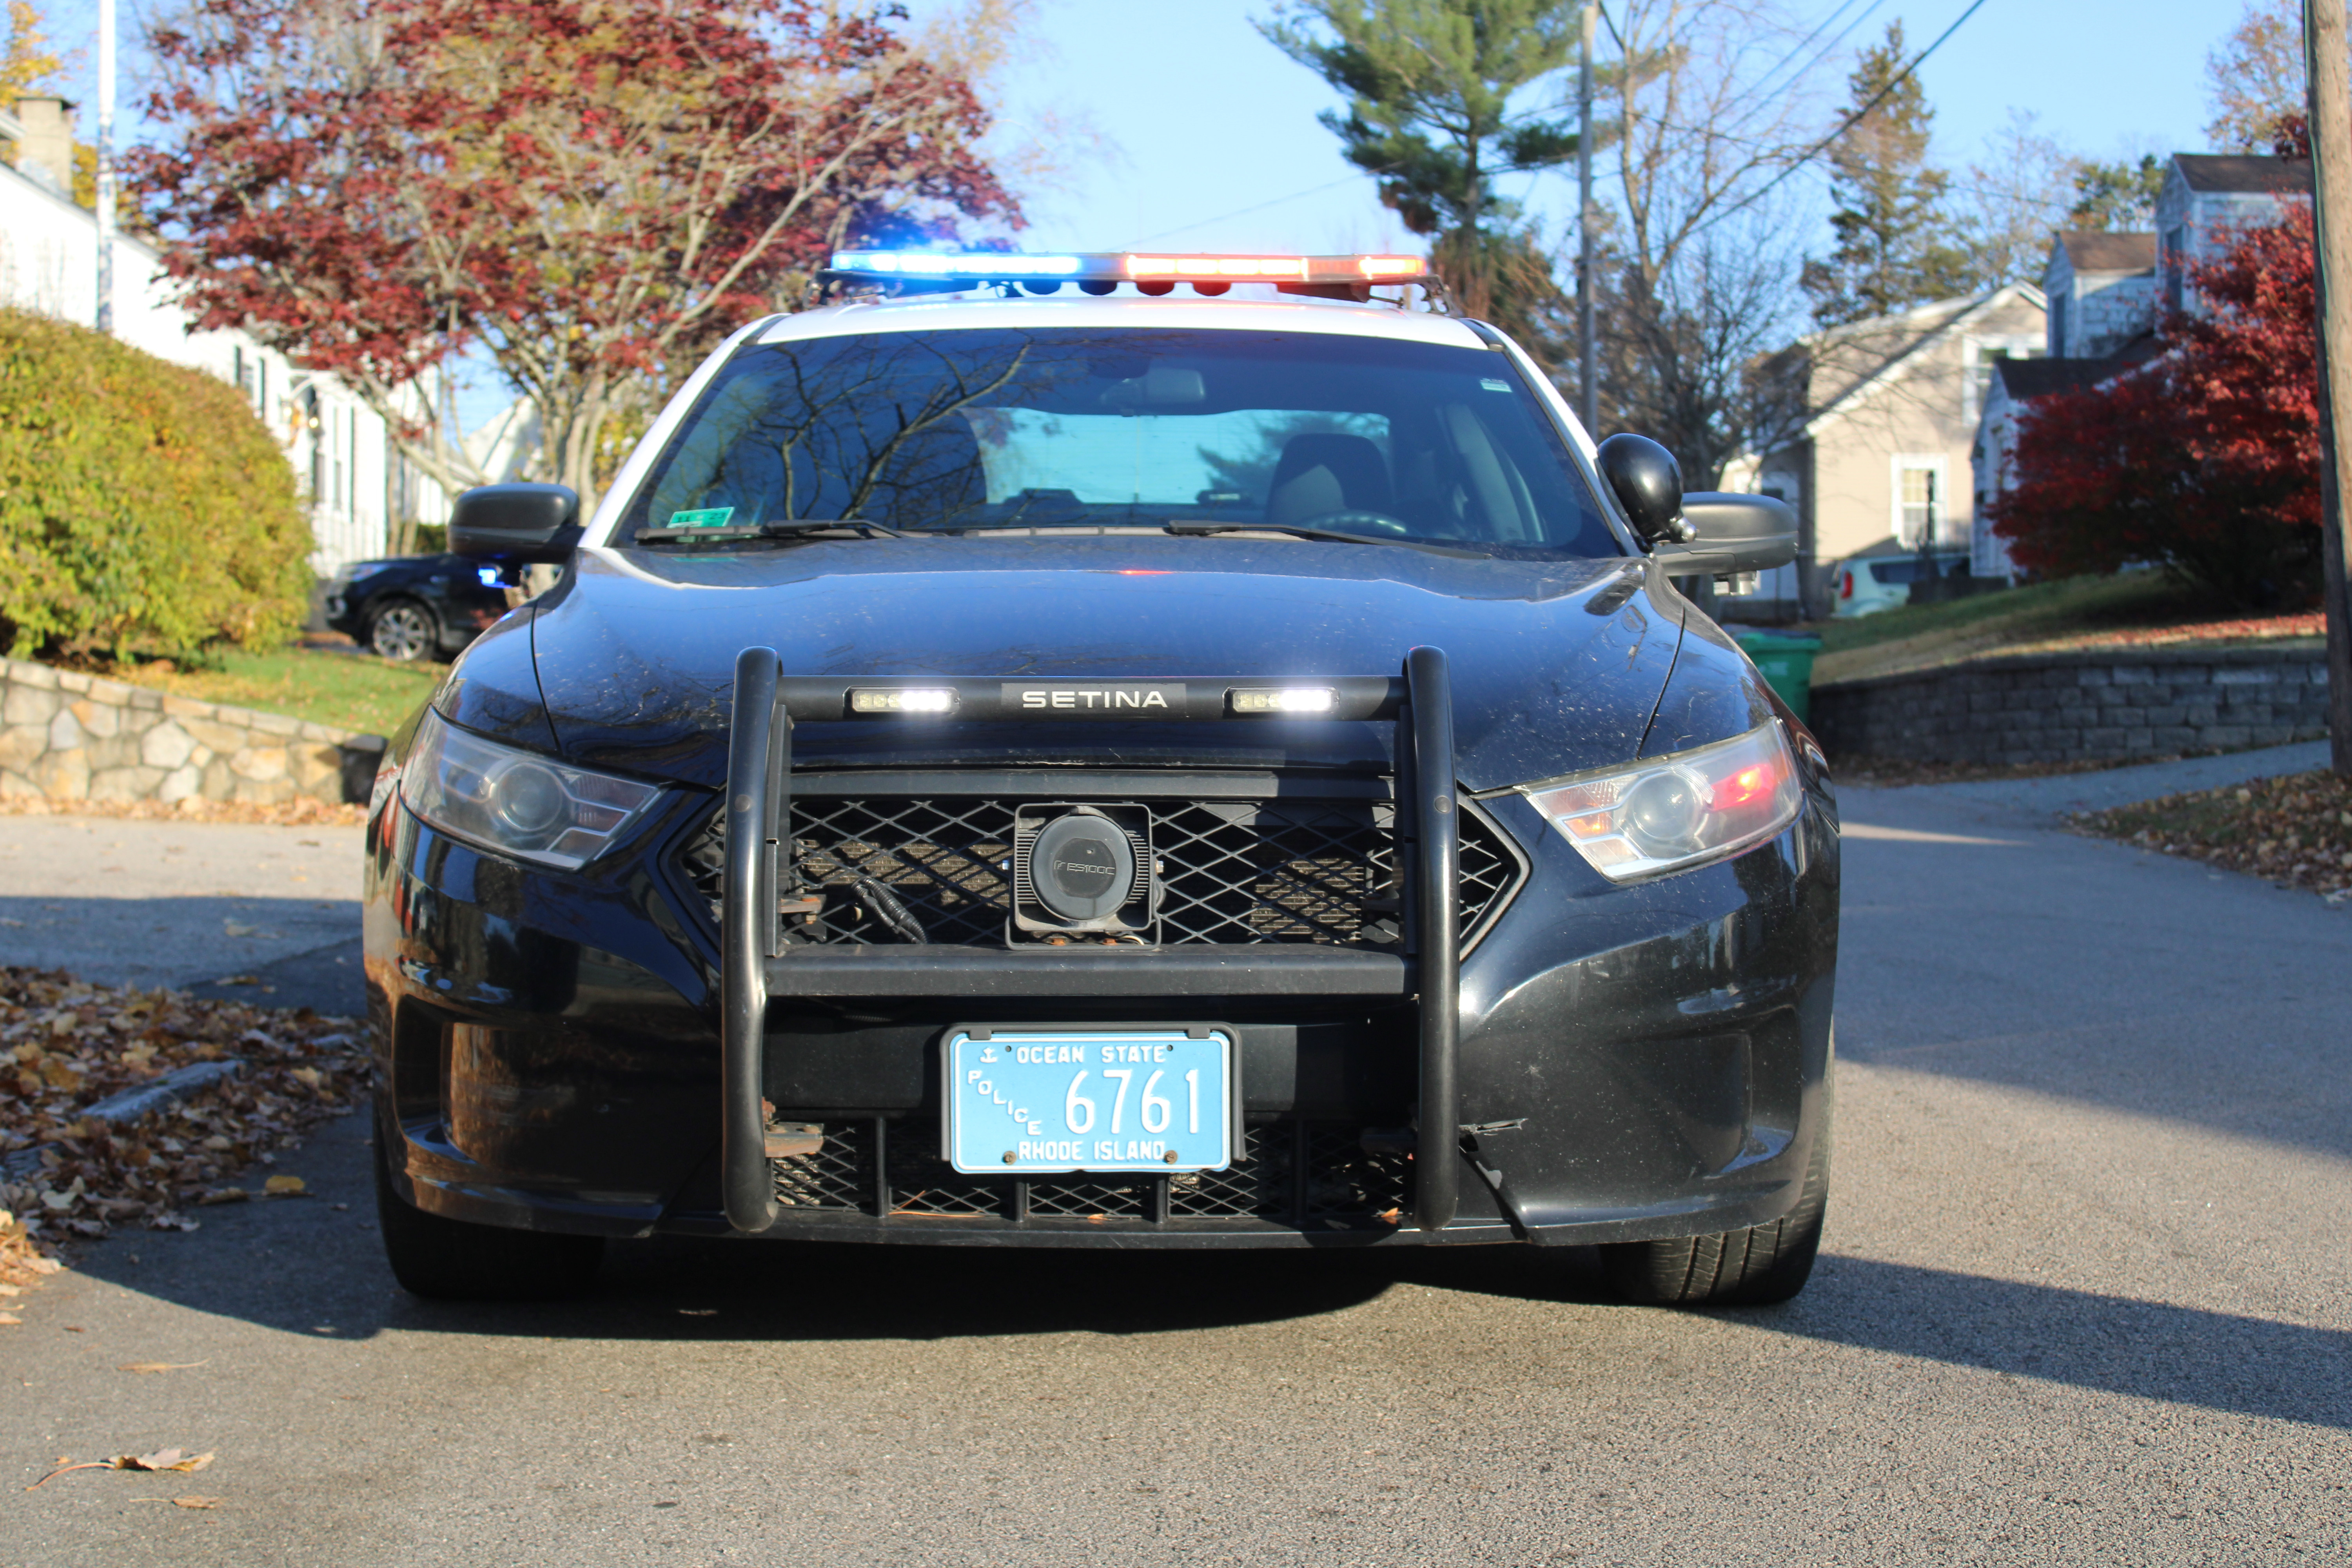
367, 250, 1834, 1310
1834, 545, 1972, 616
324, 553, 513, 662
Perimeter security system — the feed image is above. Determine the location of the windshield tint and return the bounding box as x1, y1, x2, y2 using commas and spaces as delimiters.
621, 327, 1623, 557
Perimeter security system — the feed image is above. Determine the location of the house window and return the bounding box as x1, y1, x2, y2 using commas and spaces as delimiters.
2049, 291, 2067, 356
1891, 456, 1945, 548
2163, 226, 2188, 314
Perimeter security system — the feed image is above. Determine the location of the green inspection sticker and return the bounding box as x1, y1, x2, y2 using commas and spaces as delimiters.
668, 506, 736, 529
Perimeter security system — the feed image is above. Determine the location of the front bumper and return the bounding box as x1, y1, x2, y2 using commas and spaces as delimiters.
365, 654, 1838, 1250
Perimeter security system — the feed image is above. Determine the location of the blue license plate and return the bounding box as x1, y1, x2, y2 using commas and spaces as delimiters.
943, 1027, 1235, 1175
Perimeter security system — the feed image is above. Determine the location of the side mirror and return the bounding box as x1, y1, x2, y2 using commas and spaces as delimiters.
1652, 493, 1799, 576
1595, 434, 1690, 544
449, 483, 581, 564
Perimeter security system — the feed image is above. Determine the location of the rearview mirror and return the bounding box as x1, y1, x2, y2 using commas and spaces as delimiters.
1651, 493, 1799, 576
449, 483, 582, 564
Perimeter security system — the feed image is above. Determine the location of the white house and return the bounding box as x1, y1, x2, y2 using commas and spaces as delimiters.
0, 97, 446, 575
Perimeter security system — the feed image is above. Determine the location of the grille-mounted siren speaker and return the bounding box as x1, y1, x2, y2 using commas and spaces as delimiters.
1012, 804, 1155, 937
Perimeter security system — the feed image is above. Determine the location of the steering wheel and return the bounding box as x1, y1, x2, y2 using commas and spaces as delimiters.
1290, 510, 1414, 537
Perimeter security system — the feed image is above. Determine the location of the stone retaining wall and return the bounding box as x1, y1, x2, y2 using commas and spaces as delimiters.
0, 655, 382, 806
1809, 644, 2330, 766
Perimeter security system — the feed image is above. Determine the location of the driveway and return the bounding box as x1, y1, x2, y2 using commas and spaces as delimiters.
0, 816, 366, 1015
3, 746, 2347, 1566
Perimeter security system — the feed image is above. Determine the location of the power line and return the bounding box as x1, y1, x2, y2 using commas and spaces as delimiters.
1749, 0, 1882, 105
1120, 172, 1376, 249
1679, 0, 1991, 241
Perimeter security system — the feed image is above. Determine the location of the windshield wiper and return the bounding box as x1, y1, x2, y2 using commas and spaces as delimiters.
1162, 522, 1488, 560
633, 518, 905, 544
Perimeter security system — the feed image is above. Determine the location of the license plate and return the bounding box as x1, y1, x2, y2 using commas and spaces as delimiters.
943, 1027, 1235, 1175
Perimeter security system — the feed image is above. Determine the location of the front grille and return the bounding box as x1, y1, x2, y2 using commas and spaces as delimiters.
681, 787, 1522, 952
766, 1118, 1412, 1228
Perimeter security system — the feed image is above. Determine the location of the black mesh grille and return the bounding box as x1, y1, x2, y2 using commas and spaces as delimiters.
770, 1123, 871, 1210
1168, 1125, 1290, 1218
682, 790, 1520, 951
764, 1119, 1414, 1228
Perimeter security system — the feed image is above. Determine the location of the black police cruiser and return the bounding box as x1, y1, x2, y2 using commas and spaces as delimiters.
365, 250, 1837, 1306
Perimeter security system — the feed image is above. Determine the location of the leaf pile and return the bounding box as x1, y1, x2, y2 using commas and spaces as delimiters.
0, 967, 364, 1243
2075, 768, 2352, 900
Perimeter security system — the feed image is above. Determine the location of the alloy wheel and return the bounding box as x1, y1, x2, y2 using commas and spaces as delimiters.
370, 603, 434, 662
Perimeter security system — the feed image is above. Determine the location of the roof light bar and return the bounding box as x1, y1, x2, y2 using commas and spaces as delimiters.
824, 250, 1431, 287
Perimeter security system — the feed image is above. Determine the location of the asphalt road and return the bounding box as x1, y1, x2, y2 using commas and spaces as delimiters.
4, 744, 2348, 1566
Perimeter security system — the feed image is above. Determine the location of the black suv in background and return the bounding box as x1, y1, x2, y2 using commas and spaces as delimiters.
324, 554, 514, 662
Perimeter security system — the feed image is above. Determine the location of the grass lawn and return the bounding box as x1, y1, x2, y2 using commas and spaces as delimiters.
97, 645, 444, 736
1805, 570, 2319, 686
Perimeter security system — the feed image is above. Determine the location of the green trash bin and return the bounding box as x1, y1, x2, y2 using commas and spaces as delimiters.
1735, 631, 1821, 724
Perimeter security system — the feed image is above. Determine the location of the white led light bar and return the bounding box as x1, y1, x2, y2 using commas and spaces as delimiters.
848, 688, 958, 715
1229, 687, 1339, 715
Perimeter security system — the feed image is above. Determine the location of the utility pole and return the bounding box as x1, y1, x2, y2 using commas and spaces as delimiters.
1577, 3, 1598, 435
2308, 0, 2352, 775
94, 0, 115, 334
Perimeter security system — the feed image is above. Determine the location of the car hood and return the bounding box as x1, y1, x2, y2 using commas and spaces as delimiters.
453, 535, 1689, 794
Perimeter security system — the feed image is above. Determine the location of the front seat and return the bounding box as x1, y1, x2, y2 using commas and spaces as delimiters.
1265, 433, 1391, 526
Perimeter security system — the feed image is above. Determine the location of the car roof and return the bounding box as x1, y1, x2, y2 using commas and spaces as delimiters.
755, 291, 1494, 352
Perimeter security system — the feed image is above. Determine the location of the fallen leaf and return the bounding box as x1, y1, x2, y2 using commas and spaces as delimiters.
211, 975, 261, 985
194, 1189, 249, 1206
221, 922, 256, 938
172, 1496, 221, 1509
27, 1449, 212, 1489
0, 1314, 20, 1326
38, 1058, 82, 1090
118, 1361, 208, 1374
262, 1175, 306, 1196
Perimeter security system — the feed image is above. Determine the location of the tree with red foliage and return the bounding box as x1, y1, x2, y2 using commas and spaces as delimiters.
1989, 203, 2321, 609
127, 0, 1020, 504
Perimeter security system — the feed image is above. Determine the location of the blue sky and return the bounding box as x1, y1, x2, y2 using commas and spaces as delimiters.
952, 0, 2238, 255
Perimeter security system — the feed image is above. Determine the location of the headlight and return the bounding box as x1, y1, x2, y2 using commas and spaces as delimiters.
399, 709, 662, 869
1519, 720, 1802, 882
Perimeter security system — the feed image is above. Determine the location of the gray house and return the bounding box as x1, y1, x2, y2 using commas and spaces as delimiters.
2043, 232, 2156, 359
1972, 151, 2310, 581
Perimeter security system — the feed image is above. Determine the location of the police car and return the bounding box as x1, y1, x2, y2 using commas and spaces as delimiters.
366, 250, 1837, 1305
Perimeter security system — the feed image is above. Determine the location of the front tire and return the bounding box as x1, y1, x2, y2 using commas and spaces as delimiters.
1601, 1076, 1831, 1308
366, 597, 439, 662
374, 1138, 604, 1301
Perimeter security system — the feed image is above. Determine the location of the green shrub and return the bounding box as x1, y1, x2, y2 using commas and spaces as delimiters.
0, 307, 310, 661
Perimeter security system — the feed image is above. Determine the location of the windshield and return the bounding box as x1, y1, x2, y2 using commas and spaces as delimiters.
620, 327, 1624, 557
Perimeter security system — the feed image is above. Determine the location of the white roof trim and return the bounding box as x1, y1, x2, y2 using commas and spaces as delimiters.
1799, 283, 2046, 442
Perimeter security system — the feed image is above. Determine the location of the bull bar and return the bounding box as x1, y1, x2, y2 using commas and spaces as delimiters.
717, 648, 1464, 1237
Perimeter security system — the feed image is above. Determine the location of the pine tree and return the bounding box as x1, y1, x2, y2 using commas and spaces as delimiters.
1261, 1, 1583, 345
1799, 22, 1972, 328
2069, 155, 2167, 232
